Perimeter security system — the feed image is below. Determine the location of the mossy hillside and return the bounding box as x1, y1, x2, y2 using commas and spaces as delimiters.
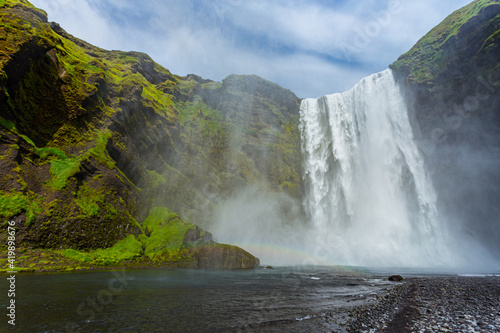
133, 73, 304, 225
50, 6, 302, 226
391, 0, 500, 84
390, 0, 500, 138
0, 116, 137, 249
0, 190, 43, 226
55, 206, 198, 267
138, 207, 196, 257
0, 4, 102, 146
201, 75, 303, 192
59, 234, 143, 267
390, 0, 500, 260
389, 0, 500, 149
176, 75, 302, 189
0, 0, 50, 71
0, 2, 149, 251
0, 0, 297, 268
12, 206, 258, 270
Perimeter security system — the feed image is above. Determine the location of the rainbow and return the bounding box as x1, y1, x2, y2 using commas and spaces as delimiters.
230, 241, 342, 267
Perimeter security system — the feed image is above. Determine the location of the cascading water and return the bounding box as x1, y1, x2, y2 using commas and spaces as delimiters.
300, 69, 450, 267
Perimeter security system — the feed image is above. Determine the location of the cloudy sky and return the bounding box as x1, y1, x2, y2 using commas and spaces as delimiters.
30, 0, 471, 98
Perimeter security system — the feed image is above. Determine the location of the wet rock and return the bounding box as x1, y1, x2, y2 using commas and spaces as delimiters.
182, 227, 213, 246
388, 275, 404, 282
193, 243, 260, 269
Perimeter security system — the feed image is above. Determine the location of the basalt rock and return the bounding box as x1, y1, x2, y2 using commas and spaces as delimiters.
388, 275, 405, 282
391, 0, 500, 260
193, 243, 260, 269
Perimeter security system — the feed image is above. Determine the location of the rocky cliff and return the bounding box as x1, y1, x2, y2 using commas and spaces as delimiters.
0, 0, 302, 270
391, 0, 500, 259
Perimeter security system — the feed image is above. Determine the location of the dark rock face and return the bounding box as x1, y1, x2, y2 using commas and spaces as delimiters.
193, 243, 260, 269
391, 0, 500, 260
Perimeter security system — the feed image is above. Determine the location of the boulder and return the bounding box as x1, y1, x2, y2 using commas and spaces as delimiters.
193, 243, 260, 269
388, 275, 404, 282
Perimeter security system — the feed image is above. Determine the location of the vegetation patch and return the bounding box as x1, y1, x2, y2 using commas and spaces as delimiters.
80, 130, 116, 169
47, 157, 80, 190
59, 234, 143, 266
0, 190, 43, 226
74, 183, 103, 218
54, 207, 204, 266
138, 207, 195, 258
391, 0, 500, 83
0, 115, 15, 131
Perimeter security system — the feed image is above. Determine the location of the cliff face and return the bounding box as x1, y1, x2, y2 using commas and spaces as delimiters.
391, 0, 500, 259
0, 0, 301, 269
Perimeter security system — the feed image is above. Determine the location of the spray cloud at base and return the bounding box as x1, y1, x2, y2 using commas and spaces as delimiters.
209, 186, 317, 266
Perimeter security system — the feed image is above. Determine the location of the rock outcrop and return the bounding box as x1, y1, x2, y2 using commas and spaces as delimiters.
391, 0, 500, 259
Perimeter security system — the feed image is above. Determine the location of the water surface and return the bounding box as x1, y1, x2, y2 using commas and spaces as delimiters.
4, 266, 401, 332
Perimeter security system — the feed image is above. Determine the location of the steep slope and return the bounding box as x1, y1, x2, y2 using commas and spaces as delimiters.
0, 0, 302, 270
391, 0, 500, 260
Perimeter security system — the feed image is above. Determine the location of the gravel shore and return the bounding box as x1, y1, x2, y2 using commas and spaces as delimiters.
347, 276, 500, 332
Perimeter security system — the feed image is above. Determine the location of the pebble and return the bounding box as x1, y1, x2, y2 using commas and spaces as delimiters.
346, 276, 500, 332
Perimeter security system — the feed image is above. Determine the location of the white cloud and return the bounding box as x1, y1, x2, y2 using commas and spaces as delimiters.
31, 0, 124, 50
29, 0, 472, 97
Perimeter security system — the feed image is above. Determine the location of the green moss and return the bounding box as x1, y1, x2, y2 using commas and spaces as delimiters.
0, 115, 15, 131
147, 170, 167, 186
16, 128, 116, 191
47, 157, 80, 190
60, 234, 143, 266
0, 0, 46, 13
56, 206, 202, 266
141, 80, 175, 117
36, 146, 67, 160
139, 207, 195, 258
0, 190, 43, 226
81, 131, 116, 169
74, 183, 103, 218
201, 81, 222, 91
177, 100, 227, 152
391, 0, 500, 83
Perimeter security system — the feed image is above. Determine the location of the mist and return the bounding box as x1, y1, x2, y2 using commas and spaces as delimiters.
207, 186, 313, 265
412, 102, 500, 271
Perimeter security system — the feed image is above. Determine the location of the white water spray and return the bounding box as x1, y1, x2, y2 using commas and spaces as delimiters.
300, 69, 450, 267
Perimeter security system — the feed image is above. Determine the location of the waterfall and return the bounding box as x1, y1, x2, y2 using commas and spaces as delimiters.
300, 69, 449, 267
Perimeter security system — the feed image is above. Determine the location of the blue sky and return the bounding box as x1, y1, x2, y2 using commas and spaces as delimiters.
30, 0, 471, 98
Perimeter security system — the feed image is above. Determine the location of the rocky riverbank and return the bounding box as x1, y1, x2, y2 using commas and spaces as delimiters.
347, 276, 500, 332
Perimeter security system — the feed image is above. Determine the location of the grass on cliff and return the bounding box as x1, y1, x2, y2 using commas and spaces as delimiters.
60, 234, 143, 266
0, 126, 117, 223
57, 207, 201, 266
27, 129, 114, 190
74, 183, 104, 217
0, 116, 15, 131
138, 207, 197, 258
391, 0, 500, 83
0, 190, 44, 226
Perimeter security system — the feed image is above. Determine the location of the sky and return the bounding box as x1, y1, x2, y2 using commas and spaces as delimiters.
29, 0, 472, 98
